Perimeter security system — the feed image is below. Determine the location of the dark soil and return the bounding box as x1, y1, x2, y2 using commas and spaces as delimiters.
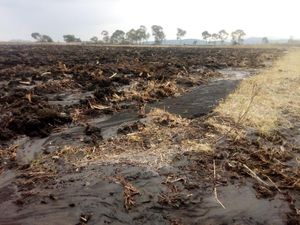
1, 44, 296, 225
0, 44, 282, 144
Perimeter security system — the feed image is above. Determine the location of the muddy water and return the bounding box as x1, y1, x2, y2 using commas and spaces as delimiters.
14, 111, 140, 165
149, 68, 255, 117
151, 79, 239, 118
217, 68, 256, 80
0, 162, 292, 225
13, 69, 253, 165
47, 91, 94, 107
176, 184, 290, 225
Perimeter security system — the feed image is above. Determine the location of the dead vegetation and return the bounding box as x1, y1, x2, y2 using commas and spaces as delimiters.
2, 45, 300, 224
214, 49, 300, 135
0, 144, 18, 170
111, 79, 183, 104
110, 176, 140, 211
204, 48, 300, 215
42, 108, 194, 168
34, 78, 77, 94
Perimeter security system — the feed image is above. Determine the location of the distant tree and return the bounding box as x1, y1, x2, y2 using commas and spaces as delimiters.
31, 32, 42, 41
176, 28, 187, 42
231, 29, 246, 45
262, 37, 269, 44
202, 31, 211, 44
151, 25, 165, 45
136, 25, 150, 44
211, 33, 220, 45
218, 30, 228, 44
63, 34, 81, 43
90, 36, 99, 43
193, 40, 198, 45
31, 33, 53, 42
101, 30, 110, 43
145, 32, 151, 43
126, 29, 137, 44
110, 30, 125, 44
40, 35, 53, 43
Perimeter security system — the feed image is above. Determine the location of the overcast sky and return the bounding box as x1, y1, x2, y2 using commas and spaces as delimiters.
0, 0, 299, 41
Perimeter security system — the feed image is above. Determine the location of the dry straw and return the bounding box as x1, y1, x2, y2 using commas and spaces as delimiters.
213, 48, 300, 135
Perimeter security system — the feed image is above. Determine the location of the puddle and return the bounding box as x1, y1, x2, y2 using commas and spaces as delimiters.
47, 90, 94, 107
150, 79, 240, 118
149, 68, 257, 118
0, 163, 292, 225
217, 68, 256, 80
0, 170, 16, 188
15, 112, 139, 165
15, 137, 49, 165
176, 184, 291, 225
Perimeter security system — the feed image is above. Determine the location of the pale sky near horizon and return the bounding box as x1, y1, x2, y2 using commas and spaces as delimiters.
0, 0, 299, 41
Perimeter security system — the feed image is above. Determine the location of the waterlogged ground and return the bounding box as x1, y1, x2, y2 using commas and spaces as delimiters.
0, 158, 293, 225
1, 45, 298, 225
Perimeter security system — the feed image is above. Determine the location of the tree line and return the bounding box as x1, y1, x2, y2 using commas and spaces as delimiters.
201, 29, 246, 45
31, 26, 267, 45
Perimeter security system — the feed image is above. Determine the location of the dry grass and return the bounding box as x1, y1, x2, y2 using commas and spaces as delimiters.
45, 108, 212, 169
113, 80, 183, 103
147, 108, 189, 126
81, 109, 192, 168
212, 48, 300, 135
35, 78, 76, 92
205, 48, 300, 193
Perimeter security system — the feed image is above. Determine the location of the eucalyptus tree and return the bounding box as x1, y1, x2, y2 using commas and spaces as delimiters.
101, 30, 110, 43
63, 34, 81, 43
231, 29, 246, 45
151, 25, 166, 44
202, 31, 211, 44
218, 29, 229, 44
176, 28, 187, 41
110, 30, 125, 44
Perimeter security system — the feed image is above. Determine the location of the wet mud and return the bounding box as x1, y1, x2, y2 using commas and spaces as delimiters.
1, 45, 298, 225
0, 153, 294, 225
